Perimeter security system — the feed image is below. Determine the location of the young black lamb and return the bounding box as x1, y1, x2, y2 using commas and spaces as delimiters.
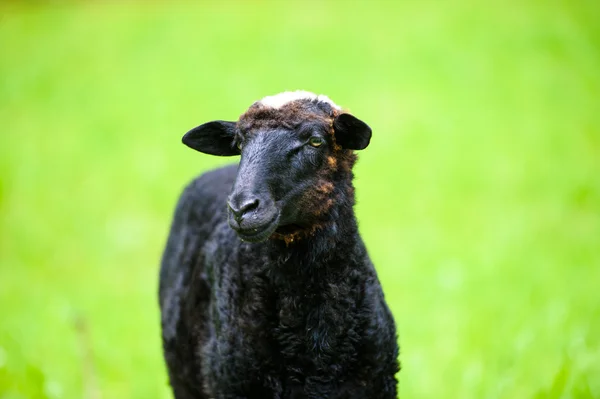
159, 91, 399, 398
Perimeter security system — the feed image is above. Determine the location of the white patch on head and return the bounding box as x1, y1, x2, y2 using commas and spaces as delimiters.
258, 90, 341, 110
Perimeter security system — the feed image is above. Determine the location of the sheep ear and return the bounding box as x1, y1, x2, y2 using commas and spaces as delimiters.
182, 121, 239, 156
333, 114, 372, 150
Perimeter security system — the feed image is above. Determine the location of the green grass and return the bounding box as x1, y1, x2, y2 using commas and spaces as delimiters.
1, 1, 599, 398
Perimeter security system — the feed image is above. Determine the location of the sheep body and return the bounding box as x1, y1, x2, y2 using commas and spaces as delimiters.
160, 93, 399, 398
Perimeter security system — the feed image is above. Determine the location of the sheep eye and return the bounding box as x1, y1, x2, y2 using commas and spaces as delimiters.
237, 141, 243, 150
308, 137, 324, 147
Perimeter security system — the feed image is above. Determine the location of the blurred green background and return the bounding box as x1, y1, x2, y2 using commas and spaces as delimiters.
1, 1, 599, 398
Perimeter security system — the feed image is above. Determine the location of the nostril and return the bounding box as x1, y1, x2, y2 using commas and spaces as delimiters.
228, 197, 259, 221
239, 198, 259, 214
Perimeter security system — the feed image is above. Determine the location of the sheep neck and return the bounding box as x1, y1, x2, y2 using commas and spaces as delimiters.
264, 185, 363, 278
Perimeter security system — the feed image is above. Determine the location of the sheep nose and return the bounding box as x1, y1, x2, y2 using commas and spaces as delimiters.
227, 197, 259, 222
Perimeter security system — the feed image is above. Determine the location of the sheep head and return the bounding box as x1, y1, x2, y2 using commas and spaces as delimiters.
182, 91, 371, 243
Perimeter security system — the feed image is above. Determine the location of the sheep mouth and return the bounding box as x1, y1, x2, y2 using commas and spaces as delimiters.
234, 213, 280, 243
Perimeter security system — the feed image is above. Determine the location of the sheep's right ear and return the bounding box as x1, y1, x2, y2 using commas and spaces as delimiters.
182, 121, 239, 156
333, 114, 372, 150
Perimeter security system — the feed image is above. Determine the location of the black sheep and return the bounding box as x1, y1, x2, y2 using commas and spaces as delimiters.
159, 91, 399, 398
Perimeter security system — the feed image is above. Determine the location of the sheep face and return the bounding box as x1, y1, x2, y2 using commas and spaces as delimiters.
182, 92, 371, 243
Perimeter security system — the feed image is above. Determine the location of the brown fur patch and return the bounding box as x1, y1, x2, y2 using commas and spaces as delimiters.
270, 223, 325, 246
326, 156, 337, 170
238, 101, 332, 133
315, 180, 334, 194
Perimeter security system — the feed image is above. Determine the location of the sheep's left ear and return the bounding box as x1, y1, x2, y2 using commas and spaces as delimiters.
333, 114, 372, 150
